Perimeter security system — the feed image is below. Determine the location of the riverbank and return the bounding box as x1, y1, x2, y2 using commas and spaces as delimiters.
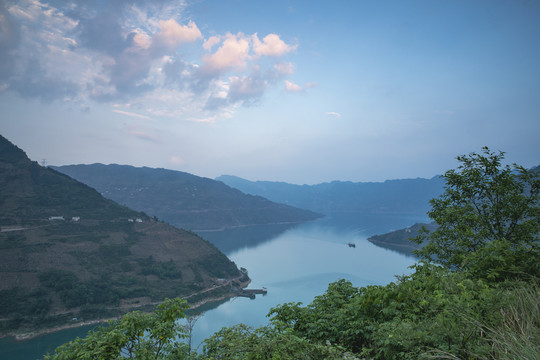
2, 277, 251, 342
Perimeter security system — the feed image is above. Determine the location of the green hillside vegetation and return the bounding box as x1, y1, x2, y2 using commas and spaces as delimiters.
46, 148, 540, 359
53, 164, 322, 231
0, 135, 245, 336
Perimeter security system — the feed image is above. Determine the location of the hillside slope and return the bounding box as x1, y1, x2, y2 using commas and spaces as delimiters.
53, 164, 321, 231
0, 135, 244, 336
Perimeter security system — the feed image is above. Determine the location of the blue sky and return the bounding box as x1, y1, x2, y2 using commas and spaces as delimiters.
1, 0, 539, 184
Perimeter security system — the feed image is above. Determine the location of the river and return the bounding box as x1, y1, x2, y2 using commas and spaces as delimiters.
0, 212, 427, 359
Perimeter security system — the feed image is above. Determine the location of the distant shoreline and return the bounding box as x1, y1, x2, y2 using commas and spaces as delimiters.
192, 220, 310, 232
2, 278, 251, 342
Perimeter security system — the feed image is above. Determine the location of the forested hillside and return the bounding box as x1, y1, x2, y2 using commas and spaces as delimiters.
0, 135, 244, 336
54, 164, 321, 231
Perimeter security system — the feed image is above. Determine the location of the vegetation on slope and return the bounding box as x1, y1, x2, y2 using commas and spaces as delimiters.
45, 148, 540, 359
0, 135, 243, 336
53, 164, 322, 231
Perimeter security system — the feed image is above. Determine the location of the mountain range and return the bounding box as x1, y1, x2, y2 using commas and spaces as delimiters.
0, 135, 244, 336
53, 164, 321, 232
216, 174, 446, 215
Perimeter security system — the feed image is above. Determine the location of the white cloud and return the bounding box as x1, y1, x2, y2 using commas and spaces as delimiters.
273, 62, 295, 76
113, 109, 152, 120
201, 33, 250, 74
155, 19, 202, 49
203, 35, 221, 51
285, 80, 302, 92
326, 112, 341, 117
1, 1, 300, 122
253, 33, 297, 57
228, 73, 268, 102
132, 31, 152, 49
123, 124, 160, 142
169, 155, 184, 165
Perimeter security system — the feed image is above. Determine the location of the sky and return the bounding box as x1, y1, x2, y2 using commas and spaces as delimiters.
1, 0, 539, 184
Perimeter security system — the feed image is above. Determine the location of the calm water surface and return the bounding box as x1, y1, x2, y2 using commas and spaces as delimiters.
0, 213, 427, 359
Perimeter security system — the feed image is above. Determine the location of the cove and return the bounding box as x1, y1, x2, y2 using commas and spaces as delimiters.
0, 212, 427, 359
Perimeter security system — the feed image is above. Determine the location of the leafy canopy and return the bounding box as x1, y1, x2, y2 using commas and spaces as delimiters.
413, 147, 540, 280
45, 298, 189, 360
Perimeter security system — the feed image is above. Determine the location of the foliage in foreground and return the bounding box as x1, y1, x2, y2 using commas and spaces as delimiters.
44, 298, 189, 360
200, 323, 357, 360
412, 147, 540, 281
482, 284, 540, 360
269, 270, 540, 359
264, 148, 539, 359
45, 148, 540, 359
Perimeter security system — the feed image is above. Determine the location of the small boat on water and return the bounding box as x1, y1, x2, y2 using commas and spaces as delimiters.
348, 242, 356, 248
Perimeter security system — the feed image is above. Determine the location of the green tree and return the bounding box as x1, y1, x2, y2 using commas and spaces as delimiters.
200, 323, 355, 359
267, 269, 508, 359
44, 298, 189, 360
413, 147, 540, 280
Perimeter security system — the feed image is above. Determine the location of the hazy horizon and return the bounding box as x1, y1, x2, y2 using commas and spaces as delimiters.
51, 161, 447, 186
1, 0, 539, 184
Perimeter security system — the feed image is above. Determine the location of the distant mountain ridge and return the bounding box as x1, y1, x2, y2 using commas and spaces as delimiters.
216, 175, 446, 215
0, 135, 243, 336
53, 164, 321, 231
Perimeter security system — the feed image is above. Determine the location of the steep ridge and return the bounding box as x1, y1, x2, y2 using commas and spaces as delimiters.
0, 135, 245, 337
53, 164, 321, 231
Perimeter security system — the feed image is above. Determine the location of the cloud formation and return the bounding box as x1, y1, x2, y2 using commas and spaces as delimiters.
155, 19, 202, 49
113, 109, 152, 120
285, 80, 303, 92
252, 33, 297, 57
326, 112, 342, 118
123, 124, 160, 143
201, 33, 251, 75
0, 0, 298, 122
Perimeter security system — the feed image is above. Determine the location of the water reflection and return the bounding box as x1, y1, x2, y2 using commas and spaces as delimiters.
0, 212, 427, 359
189, 212, 427, 349
197, 212, 429, 257
195, 222, 300, 254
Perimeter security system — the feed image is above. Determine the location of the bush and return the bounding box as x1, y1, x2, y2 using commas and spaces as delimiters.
139, 256, 182, 280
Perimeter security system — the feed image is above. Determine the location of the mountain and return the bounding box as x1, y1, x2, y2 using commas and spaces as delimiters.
216, 175, 446, 215
53, 164, 321, 231
0, 135, 244, 336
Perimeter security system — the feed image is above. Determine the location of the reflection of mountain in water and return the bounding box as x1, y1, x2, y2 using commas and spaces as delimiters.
198, 212, 432, 255
196, 222, 301, 254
